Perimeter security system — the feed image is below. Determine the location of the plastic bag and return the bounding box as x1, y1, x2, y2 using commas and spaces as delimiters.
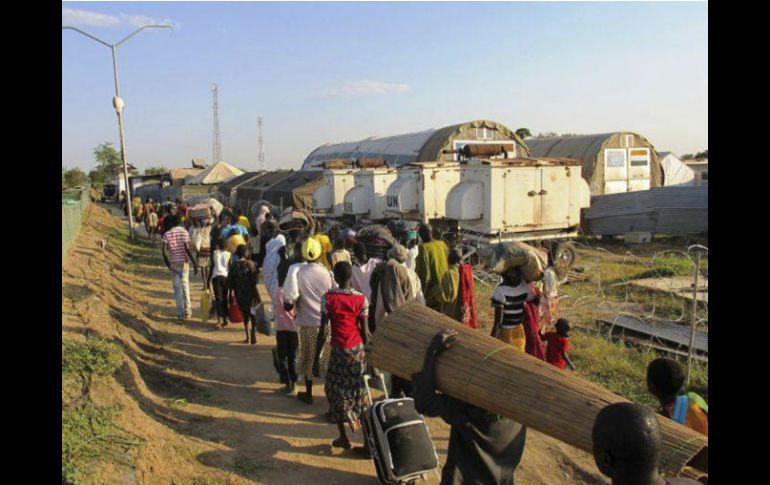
200, 291, 211, 322
228, 294, 244, 323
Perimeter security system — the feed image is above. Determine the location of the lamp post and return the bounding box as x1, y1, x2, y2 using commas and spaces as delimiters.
62, 24, 172, 239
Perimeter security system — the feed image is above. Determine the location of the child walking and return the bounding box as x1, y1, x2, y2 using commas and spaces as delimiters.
491, 267, 536, 352
646, 358, 708, 436
314, 261, 370, 453
540, 318, 576, 370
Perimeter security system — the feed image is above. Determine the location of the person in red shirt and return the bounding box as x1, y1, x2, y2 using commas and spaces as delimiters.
314, 261, 370, 453
540, 318, 576, 370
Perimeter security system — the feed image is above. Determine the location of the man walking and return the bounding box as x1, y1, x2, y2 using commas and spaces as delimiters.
161, 214, 198, 321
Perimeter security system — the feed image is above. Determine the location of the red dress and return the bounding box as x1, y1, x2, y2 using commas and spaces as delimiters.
542, 332, 569, 369
322, 288, 369, 350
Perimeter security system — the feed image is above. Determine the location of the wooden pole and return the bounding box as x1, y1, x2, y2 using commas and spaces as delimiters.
686, 249, 703, 387
370, 303, 707, 476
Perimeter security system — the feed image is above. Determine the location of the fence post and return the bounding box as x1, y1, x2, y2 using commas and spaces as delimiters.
685, 245, 707, 386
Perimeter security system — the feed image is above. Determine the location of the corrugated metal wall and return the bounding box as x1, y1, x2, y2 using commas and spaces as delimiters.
582, 186, 708, 235
62, 188, 91, 262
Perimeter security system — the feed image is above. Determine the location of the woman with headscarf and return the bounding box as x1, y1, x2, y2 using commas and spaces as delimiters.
284, 238, 335, 405
370, 244, 413, 335
415, 223, 449, 311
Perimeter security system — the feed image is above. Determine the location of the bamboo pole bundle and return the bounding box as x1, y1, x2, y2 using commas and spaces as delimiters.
370, 303, 708, 476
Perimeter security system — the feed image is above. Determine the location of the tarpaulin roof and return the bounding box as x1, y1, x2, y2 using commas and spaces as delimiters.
186, 161, 244, 185
525, 132, 662, 194
659, 153, 696, 187
301, 119, 528, 170
217, 171, 266, 197
260, 170, 325, 210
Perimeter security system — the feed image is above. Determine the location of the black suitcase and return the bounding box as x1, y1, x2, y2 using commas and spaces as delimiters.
362, 373, 440, 484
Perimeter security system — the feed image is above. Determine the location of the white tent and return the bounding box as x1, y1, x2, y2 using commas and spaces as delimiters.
658, 152, 695, 187
186, 161, 244, 185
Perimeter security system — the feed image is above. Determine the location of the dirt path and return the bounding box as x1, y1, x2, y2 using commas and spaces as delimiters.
62, 204, 607, 485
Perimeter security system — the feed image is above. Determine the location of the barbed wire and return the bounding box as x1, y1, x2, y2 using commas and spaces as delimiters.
464, 228, 708, 362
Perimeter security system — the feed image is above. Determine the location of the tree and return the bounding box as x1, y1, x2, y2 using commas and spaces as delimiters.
535, 132, 559, 138
89, 168, 108, 185
144, 166, 168, 176
694, 149, 708, 160
681, 153, 695, 161
515, 128, 532, 139
63, 167, 89, 188
93, 143, 122, 171
88, 142, 122, 186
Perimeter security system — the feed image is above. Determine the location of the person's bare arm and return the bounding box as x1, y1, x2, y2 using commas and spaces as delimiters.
185, 242, 198, 275
563, 351, 576, 371
161, 243, 170, 269
492, 305, 503, 338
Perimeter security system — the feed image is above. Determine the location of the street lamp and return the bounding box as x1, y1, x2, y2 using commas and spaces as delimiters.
62, 24, 173, 239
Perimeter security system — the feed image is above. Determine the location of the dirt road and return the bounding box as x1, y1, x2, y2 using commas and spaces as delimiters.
62, 204, 607, 484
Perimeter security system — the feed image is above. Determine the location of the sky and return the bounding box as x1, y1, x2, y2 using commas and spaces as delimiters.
62, 1, 708, 172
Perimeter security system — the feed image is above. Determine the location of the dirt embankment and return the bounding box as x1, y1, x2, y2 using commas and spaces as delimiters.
62, 204, 607, 485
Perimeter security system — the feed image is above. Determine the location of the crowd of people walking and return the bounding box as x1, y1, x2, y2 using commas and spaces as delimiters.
143, 196, 706, 485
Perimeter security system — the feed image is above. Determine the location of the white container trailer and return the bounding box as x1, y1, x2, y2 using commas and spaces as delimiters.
343, 167, 400, 221
446, 157, 591, 243
312, 168, 359, 217
384, 161, 461, 222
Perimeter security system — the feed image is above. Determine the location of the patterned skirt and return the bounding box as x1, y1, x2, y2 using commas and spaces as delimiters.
324, 343, 367, 432
297, 326, 331, 380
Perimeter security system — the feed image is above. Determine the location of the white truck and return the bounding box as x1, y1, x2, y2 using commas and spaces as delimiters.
311, 156, 591, 267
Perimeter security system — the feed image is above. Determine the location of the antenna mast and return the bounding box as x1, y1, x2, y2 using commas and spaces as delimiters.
211, 83, 222, 164
257, 117, 265, 171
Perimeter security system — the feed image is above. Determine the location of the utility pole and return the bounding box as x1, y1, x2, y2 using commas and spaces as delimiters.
63, 24, 172, 240
212, 83, 222, 164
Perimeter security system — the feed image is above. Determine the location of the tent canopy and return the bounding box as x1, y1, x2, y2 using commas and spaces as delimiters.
658, 152, 696, 186
525, 132, 662, 193
186, 161, 244, 185
301, 120, 528, 170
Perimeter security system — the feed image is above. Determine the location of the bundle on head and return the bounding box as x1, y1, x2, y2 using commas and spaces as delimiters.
356, 224, 396, 261
477, 241, 546, 281
278, 207, 315, 236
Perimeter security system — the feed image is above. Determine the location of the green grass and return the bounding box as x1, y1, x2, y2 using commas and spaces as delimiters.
62, 338, 141, 484
62, 339, 123, 379
473, 240, 708, 411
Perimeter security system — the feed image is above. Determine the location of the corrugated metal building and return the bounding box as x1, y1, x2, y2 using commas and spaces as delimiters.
525, 132, 662, 195
301, 119, 529, 170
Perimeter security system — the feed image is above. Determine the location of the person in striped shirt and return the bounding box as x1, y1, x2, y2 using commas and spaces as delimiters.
162, 214, 198, 320
490, 267, 536, 352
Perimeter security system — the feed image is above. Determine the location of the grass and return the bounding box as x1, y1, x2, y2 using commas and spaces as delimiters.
472, 239, 708, 411
62, 338, 142, 484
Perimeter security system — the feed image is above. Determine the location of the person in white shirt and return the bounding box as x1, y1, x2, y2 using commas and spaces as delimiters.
207, 238, 232, 329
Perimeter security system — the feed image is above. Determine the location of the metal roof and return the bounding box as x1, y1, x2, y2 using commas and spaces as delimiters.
217, 171, 266, 197
301, 120, 528, 170
525, 133, 617, 165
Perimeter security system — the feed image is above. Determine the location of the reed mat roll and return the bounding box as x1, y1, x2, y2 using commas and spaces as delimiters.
370, 303, 708, 476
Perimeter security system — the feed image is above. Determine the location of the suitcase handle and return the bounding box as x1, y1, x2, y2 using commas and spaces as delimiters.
363, 372, 389, 404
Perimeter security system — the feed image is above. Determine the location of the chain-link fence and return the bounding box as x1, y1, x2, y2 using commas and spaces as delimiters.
62, 187, 92, 262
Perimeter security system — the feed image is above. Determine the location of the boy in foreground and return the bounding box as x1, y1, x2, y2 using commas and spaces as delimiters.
592, 402, 701, 485
412, 329, 527, 485
646, 358, 708, 436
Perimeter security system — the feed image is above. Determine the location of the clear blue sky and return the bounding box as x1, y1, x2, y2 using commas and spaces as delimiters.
62, 1, 708, 172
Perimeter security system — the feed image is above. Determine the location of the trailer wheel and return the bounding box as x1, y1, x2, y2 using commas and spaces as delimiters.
552, 241, 577, 268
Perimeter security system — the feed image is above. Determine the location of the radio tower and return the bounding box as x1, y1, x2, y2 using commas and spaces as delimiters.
211, 83, 222, 164
257, 117, 265, 171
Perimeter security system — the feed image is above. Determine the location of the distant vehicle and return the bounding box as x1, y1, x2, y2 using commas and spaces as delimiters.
101, 183, 117, 203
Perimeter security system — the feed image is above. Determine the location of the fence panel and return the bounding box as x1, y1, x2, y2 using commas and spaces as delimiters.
61, 187, 91, 262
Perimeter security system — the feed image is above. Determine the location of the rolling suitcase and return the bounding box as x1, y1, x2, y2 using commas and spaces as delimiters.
362, 373, 440, 484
